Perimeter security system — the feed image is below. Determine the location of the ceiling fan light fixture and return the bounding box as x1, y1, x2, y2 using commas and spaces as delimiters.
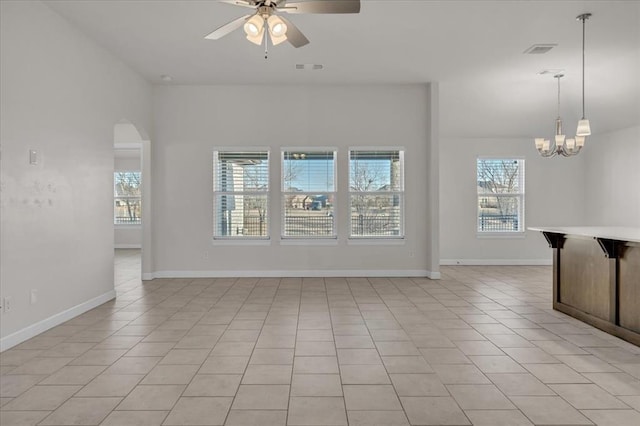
206, 0, 360, 52
246, 31, 264, 45
267, 15, 288, 45
268, 15, 287, 37
244, 14, 264, 37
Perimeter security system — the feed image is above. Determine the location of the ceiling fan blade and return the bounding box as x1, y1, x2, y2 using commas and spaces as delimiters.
280, 16, 309, 48
280, 0, 360, 14
220, 0, 257, 8
204, 15, 251, 40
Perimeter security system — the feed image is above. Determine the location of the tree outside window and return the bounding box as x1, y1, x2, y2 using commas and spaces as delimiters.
213, 150, 269, 238
476, 158, 525, 232
114, 172, 141, 225
281, 150, 336, 238
349, 150, 404, 238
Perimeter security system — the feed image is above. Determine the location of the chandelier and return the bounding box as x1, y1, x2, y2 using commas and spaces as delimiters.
535, 13, 592, 157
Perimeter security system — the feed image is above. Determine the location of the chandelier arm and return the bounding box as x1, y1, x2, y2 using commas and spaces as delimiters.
536, 148, 558, 158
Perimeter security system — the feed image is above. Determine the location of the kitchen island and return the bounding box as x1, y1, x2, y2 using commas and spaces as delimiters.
530, 227, 640, 346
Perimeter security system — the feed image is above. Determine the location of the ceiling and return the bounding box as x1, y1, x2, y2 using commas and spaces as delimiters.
45, 0, 640, 138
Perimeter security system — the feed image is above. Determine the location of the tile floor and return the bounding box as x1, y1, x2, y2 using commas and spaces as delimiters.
1, 249, 640, 425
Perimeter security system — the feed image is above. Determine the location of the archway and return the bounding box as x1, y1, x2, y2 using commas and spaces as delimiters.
114, 120, 151, 280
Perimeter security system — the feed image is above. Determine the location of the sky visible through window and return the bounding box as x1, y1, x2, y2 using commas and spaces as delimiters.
283, 158, 392, 192
284, 158, 335, 192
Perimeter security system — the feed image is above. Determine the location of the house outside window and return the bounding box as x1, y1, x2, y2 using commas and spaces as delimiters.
114, 172, 141, 225
349, 149, 404, 238
213, 150, 269, 239
477, 158, 525, 233
282, 149, 336, 238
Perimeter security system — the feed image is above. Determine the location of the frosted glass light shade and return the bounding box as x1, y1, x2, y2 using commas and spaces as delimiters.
268, 16, 287, 36
246, 31, 264, 45
244, 15, 264, 36
576, 119, 591, 136
543, 139, 551, 151
576, 135, 586, 147
566, 138, 576, 149
555, 134, 565, 146
244, 15, 264, 44
267, 15, 287, 45
535, 138, 545, 150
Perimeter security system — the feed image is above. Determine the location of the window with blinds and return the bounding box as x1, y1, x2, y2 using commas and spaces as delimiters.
114, 172, 141, 225
477, 158, 525, 233
349, 149, 404, 238
213, 150, 269, 239
282, 149, 336, 238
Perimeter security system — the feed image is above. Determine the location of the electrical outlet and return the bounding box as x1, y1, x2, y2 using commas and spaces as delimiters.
31, 289, 38, 304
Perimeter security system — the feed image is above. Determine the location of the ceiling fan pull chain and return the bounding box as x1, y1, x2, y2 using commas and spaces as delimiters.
264, 24, 269, 59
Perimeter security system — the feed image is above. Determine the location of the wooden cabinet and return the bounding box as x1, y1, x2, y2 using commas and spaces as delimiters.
531, 227, 640, 346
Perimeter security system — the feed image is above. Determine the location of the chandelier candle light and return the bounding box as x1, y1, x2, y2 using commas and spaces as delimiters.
535, 13, 592, 157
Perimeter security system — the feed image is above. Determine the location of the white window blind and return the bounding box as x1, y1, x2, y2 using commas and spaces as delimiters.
477, 158, 525, 233
281, 149, 336, 238
213, 150, 269, 239
114, 171, 141, 225
349, 149, 404, 238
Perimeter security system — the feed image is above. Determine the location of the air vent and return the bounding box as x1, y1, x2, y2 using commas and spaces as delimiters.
295, 64, 324, 70
524, 44, 557, 54
538, 69, 564, 75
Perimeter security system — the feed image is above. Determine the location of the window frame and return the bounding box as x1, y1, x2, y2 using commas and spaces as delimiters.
281, 147, 338, 240
476, 157, 525, 236
348, 147, 405, 240
114, 171, 142, 226
213, 148, 271, 241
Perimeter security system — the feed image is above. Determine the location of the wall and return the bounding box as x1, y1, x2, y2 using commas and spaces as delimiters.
0, 1, 152, 349
583, 125, 640, 227
152, 84, 438, 277
440, 137, 586, 264
114, 152, 142, 248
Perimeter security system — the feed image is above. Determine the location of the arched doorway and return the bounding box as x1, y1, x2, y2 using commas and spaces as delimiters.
114, 121, 151, 281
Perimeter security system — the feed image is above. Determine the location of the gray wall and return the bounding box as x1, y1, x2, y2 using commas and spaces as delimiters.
439, 137, 586, 264
151, 84, 438, 277
584, 126, 640, 227
0, 0, 151, 348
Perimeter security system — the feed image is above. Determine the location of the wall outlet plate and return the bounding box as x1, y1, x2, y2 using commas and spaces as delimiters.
3, 296, 12, 312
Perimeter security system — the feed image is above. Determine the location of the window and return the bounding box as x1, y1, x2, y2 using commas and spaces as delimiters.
282, 149, 336, 238
349, 149, 404, 238
477, 158, 525, 233
114, 172, 141, 225
213, 150, 269, 239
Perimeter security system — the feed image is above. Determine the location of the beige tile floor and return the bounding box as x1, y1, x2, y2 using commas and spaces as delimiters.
1, 249, 640, 425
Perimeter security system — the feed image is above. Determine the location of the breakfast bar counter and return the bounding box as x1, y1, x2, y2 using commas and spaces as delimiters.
530, 227, 640, 346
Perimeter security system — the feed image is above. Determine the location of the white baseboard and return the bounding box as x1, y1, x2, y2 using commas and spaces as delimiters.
144, 269, 441, 280
114, 244, 141, 249
0, 290, 116, 352
440, 259, 552, 266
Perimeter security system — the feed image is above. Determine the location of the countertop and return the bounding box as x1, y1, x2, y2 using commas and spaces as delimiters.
528, 226, 640, 243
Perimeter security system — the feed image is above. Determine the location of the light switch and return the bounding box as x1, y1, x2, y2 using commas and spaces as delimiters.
29, 150, 38, 165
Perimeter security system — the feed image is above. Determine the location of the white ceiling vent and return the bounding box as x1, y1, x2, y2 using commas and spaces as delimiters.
538, 69, 564, 75
296, 64, 324, 70
524, 44, 557, 54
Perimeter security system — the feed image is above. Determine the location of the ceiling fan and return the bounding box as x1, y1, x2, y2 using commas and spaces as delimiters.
204, 0, 361, 49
